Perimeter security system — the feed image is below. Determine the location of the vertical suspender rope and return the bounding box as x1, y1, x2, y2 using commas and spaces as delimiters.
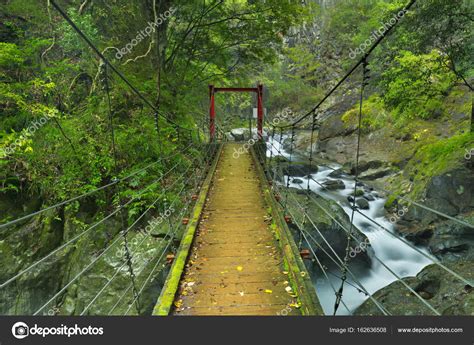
299, 111, 318, 249
103, 63, 141, 314
267, 126, 276, 168
333, 58, 369, 315
283, 126, 296, 212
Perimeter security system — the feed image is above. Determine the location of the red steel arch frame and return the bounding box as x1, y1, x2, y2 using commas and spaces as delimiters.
208, 84, 264, 142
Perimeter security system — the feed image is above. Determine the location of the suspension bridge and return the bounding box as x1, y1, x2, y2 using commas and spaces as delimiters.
0, 0, 473, 316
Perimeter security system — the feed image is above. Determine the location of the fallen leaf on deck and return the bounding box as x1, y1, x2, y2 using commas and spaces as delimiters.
265, 289, 273, 294
289, 302, 301, 309
236, 266, 243, 271
239, 291, 245, 296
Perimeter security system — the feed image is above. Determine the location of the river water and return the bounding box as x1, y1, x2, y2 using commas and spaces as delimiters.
266, 135, 433, 315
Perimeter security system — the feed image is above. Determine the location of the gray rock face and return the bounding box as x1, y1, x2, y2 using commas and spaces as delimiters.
425, 168, 474, 214
402, 168, 474, 226
355, 262, 474, 315
318, 112, 356, 141
427, 214, 474, 262
358, 167, 394, 180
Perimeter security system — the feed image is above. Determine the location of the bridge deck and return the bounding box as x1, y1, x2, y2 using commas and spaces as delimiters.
172, 143, 300, 315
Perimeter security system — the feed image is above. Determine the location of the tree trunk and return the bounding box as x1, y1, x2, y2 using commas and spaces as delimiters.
152, 0, 173, 109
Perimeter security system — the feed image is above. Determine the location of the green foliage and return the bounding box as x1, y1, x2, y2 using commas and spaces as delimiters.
0, 42, 24, 67
59, 8, 99, 55
404, 131, 474, 197
382, 50, 456, 121
342, 94, 389, 132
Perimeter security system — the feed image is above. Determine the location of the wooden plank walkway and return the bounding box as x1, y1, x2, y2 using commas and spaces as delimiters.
172, 143, 300, 315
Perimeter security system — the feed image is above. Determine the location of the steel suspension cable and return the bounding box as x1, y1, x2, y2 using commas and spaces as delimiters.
33, 147, 208, 315
292, 212, 352, 314
80, 180, 189, 315
106, 143, 214, 315
284, 197, 388, 313
0, 159, 184, 289
260, 133, 389, 314
307, 162, 474, 229
287, 175, 474, 290
48, 0, 191, 132
286, 185, 441, 315
0, 142, 194, 231
280, 0, 417, 128
122, 160, 207, 315
281, 193, 389, 315
103, 61, 141, 313
334, 60, 369, 315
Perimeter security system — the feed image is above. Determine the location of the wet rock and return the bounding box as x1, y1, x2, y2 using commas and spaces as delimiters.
405, 229, 433, 246
322, 179, 345, 190
328, 169, 344, 178
292, 178, 304, 184
230, 128, 245, 141
363, 194, 375, 201
418, 291, 432, 299
358, 167, 394, 180
414, 277, 440, 300
403, 197, 458, 227
283, 164, 318, 177
286, 189, 372, 268
225, 132, 234, 141
431, 241, 469, 255
356, 198, 370, 210
399, 213, 474, 262
349, 160, 384, 175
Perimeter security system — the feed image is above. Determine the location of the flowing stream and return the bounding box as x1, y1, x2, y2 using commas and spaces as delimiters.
266, 135, 433, 315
